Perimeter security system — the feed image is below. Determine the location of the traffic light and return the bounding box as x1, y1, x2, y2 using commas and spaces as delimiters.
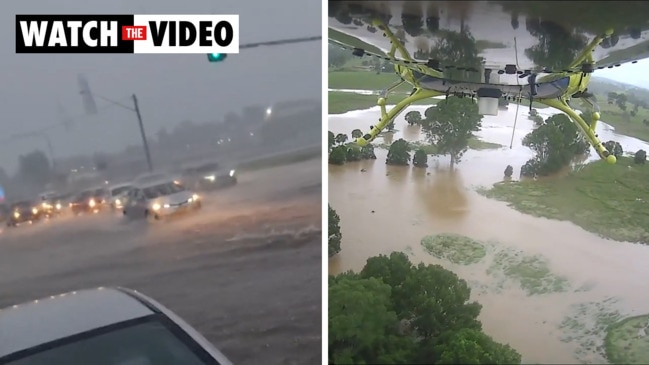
207, 53, 228, 62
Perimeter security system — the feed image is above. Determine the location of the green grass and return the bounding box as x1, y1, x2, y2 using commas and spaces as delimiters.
237, 146, 321, 171
421, 234, 487, 265
468, 138, 503, 150
329, 91, 438, 114
479, 157, 649, 244
487, 250, 570, 295
594, 101, 649, 142
605, 314, 649, 364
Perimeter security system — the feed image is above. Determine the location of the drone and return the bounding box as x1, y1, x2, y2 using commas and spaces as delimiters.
329, 0, 649, 164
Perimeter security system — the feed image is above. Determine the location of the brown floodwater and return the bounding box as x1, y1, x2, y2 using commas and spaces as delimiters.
328, 102, 649, 364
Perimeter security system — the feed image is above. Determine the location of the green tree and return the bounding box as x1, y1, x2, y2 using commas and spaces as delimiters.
434, 328, 522, 364
328, 131, 335, 151
405, 111, 422, 126
331, 251, 522, 364
386, 139, 411, 165
635, 149, 646, 164
360, 144, 377, 160
413, 149, 428, 167
615, 93, 628, 112
386, 120, 396, 132
422, 98, 482, 169
603, 140, 623, 158
335, 133, 348, 145
351, 129, 363, 139
346, 146, 362, 161
329, 145, 347, 165
329, 275, 414, 364
328, 205, 342, 257
522, 114, 589, 176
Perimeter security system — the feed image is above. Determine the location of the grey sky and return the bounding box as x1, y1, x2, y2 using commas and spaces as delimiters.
593, 58, 649, 89
1, 0, 321, 173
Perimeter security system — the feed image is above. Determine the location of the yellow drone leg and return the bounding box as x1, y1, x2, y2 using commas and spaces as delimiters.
568, 29, 614, 69
541, 98, 615, 164
355, 88, 444, 146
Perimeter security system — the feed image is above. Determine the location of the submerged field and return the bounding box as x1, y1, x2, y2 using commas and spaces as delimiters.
419, 233, 649, 364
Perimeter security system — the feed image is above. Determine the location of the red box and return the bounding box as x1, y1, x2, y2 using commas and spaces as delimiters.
121, 26, 147, 41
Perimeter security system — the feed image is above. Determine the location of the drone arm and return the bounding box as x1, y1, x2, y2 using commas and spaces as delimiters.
568, 29, 614, 69
355, 88, 443, 146
373, 20, 414, 62
541, 98, 615, 164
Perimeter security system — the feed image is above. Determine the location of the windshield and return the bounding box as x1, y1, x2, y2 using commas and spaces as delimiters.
111, 186, 131, 196
12, 202, 32, 210
5, 318, 212, 365
76, 192, 93, 201
143, 182, 185, 199
195, 163, 219, 174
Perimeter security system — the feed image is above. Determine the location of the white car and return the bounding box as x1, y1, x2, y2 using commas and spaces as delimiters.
123, 179, 201, 220
108, 183, 133, 210
0, 287, 233, 364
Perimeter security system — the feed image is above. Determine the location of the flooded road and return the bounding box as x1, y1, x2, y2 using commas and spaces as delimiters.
0, 160, 321, 365
328, 104, 649, 364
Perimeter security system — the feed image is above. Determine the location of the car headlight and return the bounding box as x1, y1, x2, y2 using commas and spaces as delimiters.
55, 203, 61, 210
163, 203, 170, 208
152, 203, 161, 211
229, 169, 235, 177
192, 194, 199, 201
13, 212, 20, 218
88, 199, 96, 207
204, 175, 215, 181
32, 208, 38, 214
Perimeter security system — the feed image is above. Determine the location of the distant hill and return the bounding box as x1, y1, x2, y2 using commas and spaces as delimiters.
590, 77, 649, 101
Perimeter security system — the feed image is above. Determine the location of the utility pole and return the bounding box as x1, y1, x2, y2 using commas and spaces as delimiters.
132, 94, 153, 172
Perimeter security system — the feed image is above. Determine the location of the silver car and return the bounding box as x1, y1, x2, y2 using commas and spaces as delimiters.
0, 287, 232, 364
123, 179, 201, 220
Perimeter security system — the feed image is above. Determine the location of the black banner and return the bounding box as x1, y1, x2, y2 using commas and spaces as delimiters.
15, 14, 135, 54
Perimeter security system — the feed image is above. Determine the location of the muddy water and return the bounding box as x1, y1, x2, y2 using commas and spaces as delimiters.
328, 104, 649, 364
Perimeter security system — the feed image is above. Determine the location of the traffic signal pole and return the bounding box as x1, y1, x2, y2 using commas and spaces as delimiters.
132, 94, 153, 172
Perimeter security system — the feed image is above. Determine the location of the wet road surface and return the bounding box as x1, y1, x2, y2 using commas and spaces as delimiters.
0, 159, 322, 365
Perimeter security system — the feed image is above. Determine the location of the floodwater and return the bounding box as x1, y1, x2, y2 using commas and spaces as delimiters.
328, 103, 649, 364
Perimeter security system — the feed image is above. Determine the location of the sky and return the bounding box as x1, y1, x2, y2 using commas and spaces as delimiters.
0, 0, 321, 173
593, 59, 649, 89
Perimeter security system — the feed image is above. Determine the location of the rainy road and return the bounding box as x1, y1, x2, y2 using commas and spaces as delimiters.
0, 159, 322, 365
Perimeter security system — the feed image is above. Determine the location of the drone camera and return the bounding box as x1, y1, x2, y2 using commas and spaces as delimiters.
476, 88, 502, 116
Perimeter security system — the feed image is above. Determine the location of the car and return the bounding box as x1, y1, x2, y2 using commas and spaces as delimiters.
0, 287, 233, 364
123, 179, 201, 221
180, 162, 237, 192
133, 172, 177, 185
6, 201, 41, 227
38, 192, 64, 218
107, 183, 133, 211
69, 190, 104, 215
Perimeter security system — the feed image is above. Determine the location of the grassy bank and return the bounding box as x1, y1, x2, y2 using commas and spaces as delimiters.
479, 157, 649, 243
237, 146, 321, 171
594, 102, 649, 142
329, 91, 438, 114
604, 314, 649, 364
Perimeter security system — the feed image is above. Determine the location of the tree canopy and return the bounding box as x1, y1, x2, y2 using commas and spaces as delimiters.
386, 139, 411, 166
521, 114, 590, 177
329, 252, 522, 364
421, 98, 483, 169
328, 205, 342, 257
